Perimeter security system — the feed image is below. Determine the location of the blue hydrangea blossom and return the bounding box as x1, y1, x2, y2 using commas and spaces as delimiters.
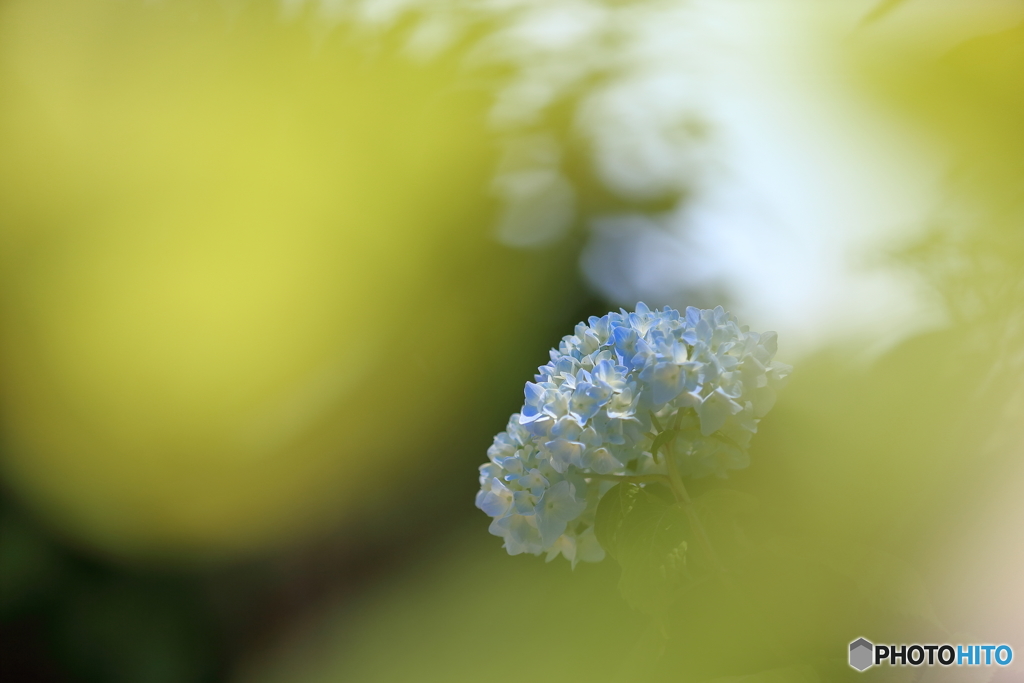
476, 303, 790, 565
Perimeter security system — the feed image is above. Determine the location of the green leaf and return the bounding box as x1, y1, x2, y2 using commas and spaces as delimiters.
593, 482, 670, 560
595, 483, 694, 615
649, 429, 678, 461
615, 501, 691, 615
593, 483, 638, 560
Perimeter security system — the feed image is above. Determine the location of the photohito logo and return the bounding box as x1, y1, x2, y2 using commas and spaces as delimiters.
849, 638, 1013, 672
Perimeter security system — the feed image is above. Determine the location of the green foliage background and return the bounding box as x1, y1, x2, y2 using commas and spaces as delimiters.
1, 1, 1022, 682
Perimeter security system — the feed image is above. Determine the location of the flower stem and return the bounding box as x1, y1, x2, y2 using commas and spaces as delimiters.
656, 418, 726, 573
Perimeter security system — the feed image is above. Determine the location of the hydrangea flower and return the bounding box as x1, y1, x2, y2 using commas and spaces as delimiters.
476, 303, 790, 565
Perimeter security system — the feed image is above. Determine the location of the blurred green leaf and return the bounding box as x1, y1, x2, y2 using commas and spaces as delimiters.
594, 483, 667, 560
617, 503, 690, 615
0, 512, 61, 613
57, 581, 214, 683
594, 483, 691, 615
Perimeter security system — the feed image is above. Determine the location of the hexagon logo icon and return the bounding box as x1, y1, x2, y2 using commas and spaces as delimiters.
849, 638, 874, 671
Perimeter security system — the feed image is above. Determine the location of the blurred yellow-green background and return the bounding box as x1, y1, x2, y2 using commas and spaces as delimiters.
1, 0, 1022, 681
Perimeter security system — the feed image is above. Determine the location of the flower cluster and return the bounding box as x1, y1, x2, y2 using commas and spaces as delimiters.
476, 303, 790, 564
